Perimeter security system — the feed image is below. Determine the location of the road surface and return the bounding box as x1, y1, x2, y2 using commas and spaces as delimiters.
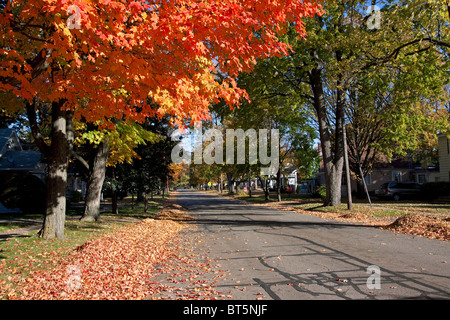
174, 190, 450, 300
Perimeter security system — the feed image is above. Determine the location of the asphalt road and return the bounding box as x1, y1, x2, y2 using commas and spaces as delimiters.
174, 190, 450, 300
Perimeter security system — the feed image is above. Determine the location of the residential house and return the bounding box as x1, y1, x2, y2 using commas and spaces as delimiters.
437, 133, 450, 182
314, 148, 440, 197
0, 128, 46, 213
0, 128, 45, 179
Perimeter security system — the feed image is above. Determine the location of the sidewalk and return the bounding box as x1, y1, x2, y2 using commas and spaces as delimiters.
0, 219, 42, 240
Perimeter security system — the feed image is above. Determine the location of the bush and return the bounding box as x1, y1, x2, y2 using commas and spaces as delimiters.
70, 190, 84, 203
316, 185, 327, 202
421, 182, 450, 200
0, 174, 46, 215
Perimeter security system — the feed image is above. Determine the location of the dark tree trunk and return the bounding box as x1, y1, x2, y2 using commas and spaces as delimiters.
258, 176, 270, 201
308, 60, 345, 207
226, 173, 234, 194
38, 100, 72, 239
144, 191, 149, 213
276, 168, 282, 202
112, 190, 118, 215
248, 170, 252, 198
80, 140, 109, 222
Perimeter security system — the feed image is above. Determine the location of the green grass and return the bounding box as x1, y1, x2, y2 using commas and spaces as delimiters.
292, 202, 406, 217
102, 200, 163, 218
211, 189, 449, 218
0, 222, 35, 233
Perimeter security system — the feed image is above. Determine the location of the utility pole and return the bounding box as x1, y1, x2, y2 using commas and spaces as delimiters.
353, 133, 372, 207
343, 124, 353, 211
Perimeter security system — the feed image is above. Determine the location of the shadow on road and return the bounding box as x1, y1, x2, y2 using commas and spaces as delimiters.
173, 190, 450, 300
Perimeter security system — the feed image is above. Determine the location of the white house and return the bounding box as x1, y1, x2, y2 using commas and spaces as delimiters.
437, 133, 450, 182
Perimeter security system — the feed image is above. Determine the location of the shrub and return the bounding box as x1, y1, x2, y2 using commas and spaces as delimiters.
316, 185, 327, 202
70, 190, 84, 203
0, 174, 46, 215
420, 182, 450, 200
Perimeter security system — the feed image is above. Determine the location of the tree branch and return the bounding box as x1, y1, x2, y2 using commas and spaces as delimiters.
362, 37, 449, 70
26, 100, 50, 156
71, 150, 90, 170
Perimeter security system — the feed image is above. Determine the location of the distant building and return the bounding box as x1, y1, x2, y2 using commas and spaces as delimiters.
0, 128, 46, 213
437, 133, 450, 182
314, 137, 444, 197
0, 128, 45, 178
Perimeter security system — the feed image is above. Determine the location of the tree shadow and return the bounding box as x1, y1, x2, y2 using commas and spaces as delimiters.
174, 191, 450, 300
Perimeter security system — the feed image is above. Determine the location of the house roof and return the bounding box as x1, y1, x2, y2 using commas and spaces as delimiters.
0, 150, 42, 170
0, 128, 14, 151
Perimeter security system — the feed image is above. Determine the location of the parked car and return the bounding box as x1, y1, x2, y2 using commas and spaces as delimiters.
376, 181, 421, 201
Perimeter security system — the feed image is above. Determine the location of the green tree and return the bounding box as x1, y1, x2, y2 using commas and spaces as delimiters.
259, 0, 449, 206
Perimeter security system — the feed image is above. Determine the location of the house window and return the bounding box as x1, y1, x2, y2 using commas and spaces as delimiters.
417, 174, 426, 184
392, 171, 402, 182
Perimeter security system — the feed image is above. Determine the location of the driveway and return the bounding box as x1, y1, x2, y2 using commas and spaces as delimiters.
174, 190, 450, 300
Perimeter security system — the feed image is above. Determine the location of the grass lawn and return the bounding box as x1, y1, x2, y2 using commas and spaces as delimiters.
205, 189, 450, 219
204, 189, 449, 241
0, 193, 169, 299
0, 222, 36, 233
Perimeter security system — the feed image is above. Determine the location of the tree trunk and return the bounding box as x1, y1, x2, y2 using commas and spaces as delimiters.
226, 173, 234, 194
144, 191, 148, 213
112, 190, 118, 215
308, 60, 345, 206
111, 166, 118, 215
248, 170, 252, 198
39, 101, 71, 240
276, 168, 282, 202
258, 176, 270, 201
80, 140, 110, 222
356, 179, 366, 199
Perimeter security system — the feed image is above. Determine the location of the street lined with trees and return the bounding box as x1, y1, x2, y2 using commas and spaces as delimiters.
0, 0, 449, 302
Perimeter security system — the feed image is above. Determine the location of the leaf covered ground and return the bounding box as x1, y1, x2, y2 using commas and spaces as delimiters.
1, 200, 228, 300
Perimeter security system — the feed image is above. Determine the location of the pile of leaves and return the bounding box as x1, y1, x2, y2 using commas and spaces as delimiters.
3, 199, 227, 300
157, 203, 194, 223
382, 215, 450, 241
5, 219, 182, 299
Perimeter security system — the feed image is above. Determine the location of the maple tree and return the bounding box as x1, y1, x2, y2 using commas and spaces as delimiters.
0, 0, 322, 239
169, 162, 190, 187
